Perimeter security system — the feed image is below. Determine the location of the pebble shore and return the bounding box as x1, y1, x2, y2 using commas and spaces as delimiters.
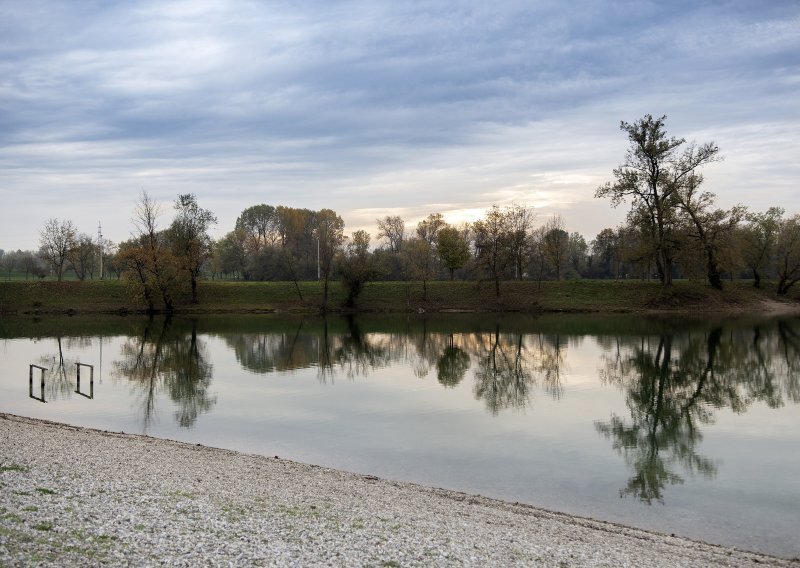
1, 413, 795, 567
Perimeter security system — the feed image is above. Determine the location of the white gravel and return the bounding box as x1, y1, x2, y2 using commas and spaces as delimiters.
1, 413, 795, 567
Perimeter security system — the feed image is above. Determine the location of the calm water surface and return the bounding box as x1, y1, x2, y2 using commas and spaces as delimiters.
1, 313, 798, 558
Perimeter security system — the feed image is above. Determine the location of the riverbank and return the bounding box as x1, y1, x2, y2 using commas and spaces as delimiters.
1, 279, 799, 315
1, 414, 794, 567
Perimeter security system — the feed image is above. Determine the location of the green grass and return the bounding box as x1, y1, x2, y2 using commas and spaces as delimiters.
0, 278, 797, 315
0, 463, 29, 473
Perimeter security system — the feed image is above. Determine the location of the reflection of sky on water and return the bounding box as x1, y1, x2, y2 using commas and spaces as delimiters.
0, 316, 798, 558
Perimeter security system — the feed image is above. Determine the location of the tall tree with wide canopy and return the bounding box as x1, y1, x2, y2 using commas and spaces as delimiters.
235, 204, 280, 250
596, 114, 721, 286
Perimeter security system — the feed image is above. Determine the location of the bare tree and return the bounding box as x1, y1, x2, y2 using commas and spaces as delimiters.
541, 215, 569, 280
67, 233, 99, 280
473, 205, 513, 298
506, 204, 535, 280
377, 215, 405, 253
39, 218, 76, 280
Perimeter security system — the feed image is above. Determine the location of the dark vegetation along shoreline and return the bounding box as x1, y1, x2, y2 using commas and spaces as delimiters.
1, 279, 798, 316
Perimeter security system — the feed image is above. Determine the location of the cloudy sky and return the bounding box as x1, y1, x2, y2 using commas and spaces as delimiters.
1, 0, 798, 251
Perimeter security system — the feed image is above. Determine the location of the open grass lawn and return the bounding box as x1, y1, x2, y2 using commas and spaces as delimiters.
1, 277, 797, 315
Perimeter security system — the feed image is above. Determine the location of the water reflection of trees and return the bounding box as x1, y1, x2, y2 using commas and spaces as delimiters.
470, 328, 567, 414
221, 317, 569, 411
34, 337, 82, 401
225, 320, 323, 373
596, 319, 800, 504
114, 318, 216, 429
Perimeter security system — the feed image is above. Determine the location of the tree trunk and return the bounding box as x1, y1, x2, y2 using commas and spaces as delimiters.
706, 250, 723, 290
752, 269, 761, 289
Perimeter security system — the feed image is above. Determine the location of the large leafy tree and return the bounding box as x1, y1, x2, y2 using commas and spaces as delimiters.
437, 226, 470, 280
596, 114, 720, 286
235, 204, 280, 251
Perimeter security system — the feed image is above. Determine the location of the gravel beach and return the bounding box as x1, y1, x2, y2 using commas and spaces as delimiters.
1, 413, 795, 567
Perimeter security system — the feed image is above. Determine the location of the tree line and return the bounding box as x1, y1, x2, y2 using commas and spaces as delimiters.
5, 114, 800, 310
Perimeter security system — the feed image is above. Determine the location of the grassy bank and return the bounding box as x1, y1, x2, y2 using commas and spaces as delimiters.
1, 278, 798, 315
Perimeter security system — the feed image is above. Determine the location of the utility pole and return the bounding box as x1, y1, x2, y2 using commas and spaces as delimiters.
97, 222, 104, 280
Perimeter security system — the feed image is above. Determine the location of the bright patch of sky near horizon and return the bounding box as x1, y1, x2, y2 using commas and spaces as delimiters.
1, 0, 798, 250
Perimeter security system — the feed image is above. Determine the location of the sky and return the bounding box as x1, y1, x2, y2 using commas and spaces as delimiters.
1, 0, 798, 251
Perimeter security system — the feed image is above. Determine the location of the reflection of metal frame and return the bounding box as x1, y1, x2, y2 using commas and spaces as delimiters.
75, 363, 94, 399
29, 364, 46, 403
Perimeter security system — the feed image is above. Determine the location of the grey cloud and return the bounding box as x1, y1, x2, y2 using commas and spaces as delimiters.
0, 0, 798, 248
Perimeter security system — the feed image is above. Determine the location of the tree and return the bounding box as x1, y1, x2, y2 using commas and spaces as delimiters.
596, 114, 721, 286
116, 238, 157, 311
277, 206, 317, 294
506, 204, 535, 280
236, 204, 280, 251
567, 232, 588, 278
377, 215, 405, 253
67, 233, 99, 280
215, 229, 248, 279
405, 237, 436, 300
0, 250, 14, 280
17, 250, 47, 280
674, 172, 745, 289
541, 215, 569, 280
128, 191, 182, 312
473, 205, 513, 298
39, 218, 76, 280
740, 208, 784, 288
774, 215, 800, 295
590, 228, 622, 279
315, 208, 344, 311
416, 213, 446, 246
337, 230, 380, 307
437, 226, 470, 280
169, 194, 217, 303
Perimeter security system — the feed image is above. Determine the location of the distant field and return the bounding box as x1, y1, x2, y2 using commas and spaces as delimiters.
1, 278, 797, 315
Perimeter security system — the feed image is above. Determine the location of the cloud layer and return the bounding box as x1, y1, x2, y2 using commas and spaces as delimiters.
1, 0, 798, 249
